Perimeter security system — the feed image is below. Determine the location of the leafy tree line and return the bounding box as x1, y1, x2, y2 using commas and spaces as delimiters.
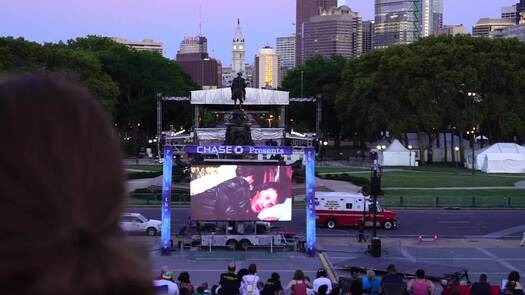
282, 35, 525, 163
0, 36, 198, 154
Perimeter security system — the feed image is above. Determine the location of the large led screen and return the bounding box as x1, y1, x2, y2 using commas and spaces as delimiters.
190, 165, 293, 221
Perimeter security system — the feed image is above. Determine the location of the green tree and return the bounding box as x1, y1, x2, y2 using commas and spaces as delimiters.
282, 55, 346, 145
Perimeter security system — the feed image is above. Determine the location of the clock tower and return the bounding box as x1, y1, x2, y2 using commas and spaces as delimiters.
232, 19, 245, 75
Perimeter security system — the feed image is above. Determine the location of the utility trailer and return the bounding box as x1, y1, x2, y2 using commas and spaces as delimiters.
179, 221, 305, 252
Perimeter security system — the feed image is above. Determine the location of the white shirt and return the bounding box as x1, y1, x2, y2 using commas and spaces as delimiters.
153, 279, 180, 295
241, 274, 260, 295
313, 277, 333, 294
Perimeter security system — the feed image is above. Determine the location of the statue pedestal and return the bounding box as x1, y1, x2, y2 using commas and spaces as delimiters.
224, 110, 254, 146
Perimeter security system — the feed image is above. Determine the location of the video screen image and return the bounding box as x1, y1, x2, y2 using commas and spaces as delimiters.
190, 165, 293, 221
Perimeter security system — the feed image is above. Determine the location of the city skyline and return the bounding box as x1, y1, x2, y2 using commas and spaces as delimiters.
0, 0, 518, 65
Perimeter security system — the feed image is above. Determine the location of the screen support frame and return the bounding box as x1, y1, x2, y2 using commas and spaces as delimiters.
160, 145, 316, 256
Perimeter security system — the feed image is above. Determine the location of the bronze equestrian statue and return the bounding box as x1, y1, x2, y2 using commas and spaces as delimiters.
231, 72, 247, 108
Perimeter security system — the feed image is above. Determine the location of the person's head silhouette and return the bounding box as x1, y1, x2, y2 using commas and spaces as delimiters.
0, 76, 152, 295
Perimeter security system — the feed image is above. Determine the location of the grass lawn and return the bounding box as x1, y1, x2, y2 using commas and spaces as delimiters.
382, 189, 525, 208
316, 167, 369, 174
380, 171, 525, 188
125, 164, 163, 172
383, 189, 525, 198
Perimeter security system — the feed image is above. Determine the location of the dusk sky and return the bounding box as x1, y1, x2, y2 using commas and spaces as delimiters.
0, 0, 517, 65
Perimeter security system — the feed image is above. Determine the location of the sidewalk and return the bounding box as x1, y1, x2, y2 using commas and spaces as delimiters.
318, 236, 524, 248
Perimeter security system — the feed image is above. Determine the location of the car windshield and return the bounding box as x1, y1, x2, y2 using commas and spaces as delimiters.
136, 215, 148, 222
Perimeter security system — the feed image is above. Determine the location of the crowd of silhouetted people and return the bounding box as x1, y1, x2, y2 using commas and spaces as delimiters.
152, 262, 523, 295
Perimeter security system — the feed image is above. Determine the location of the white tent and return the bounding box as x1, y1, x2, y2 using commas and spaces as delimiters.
380, 139, 416, 166
467, 143, 525, 173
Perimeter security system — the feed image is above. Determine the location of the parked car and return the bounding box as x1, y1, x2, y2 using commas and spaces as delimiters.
119, 213, 161, 236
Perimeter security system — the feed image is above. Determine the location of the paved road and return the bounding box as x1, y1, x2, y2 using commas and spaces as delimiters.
127, 207, 525, 239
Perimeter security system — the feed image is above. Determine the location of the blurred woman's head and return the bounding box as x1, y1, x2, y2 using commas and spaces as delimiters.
178, 272, 191, 283
293, 270, 305, 281
0, 76, 152, 295
416, 269, 426, 279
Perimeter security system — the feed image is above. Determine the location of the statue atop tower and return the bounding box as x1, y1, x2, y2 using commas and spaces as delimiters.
232, 19, 246, 75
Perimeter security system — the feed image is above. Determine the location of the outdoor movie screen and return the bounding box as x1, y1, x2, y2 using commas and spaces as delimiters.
190, 165, 293, 221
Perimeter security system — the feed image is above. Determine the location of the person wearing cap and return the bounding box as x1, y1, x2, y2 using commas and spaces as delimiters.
313, 268, 332, 294
155, 265, 172, 280
153, 271, 180, 295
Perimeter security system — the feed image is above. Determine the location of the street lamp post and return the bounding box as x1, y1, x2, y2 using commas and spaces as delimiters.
468, 92, 482, 175
454, 146, 460, 170
408, 145, 413, 169
201, 57, 210, 87
300, 70, 304, 99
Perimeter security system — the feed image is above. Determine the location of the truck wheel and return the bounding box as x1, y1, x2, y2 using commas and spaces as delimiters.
239, 239, 251, 250
383, 221, 393, 230
326, 219, 336, 229
146, 227, 157, 236
226, 239, 238, 250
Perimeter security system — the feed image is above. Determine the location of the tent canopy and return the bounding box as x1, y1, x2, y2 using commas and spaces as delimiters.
469, 143, 525, 173
381, 139, 416, 167
384, 139, 409, 152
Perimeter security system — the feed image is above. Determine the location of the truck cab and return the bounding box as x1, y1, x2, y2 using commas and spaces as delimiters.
315, 192, 397, 230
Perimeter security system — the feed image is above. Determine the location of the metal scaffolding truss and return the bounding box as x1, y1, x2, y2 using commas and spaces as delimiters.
160, 96, 319, 103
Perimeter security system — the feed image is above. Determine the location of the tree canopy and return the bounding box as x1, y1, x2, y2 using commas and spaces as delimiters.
336, 35, 525, 148
0, 36, 198, 143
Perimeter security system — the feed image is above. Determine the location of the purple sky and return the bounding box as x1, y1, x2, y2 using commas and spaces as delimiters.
0, 0, 516, 65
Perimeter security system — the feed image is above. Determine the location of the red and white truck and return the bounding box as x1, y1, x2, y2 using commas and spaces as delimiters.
315, 192, 398, 230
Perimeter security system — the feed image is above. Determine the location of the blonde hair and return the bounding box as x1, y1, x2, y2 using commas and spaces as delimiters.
367, 270, 376, 280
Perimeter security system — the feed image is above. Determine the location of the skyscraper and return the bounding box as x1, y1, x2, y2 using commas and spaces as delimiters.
296, 0, 337, 65
178, 36, 207, 54
232, 19, 246, 75
276, 34, 296, 70
302, 5, 362, 62
374, 0, 422, 49
374, 0, 441, 48
176, 35, 221, 88
254, 46, 280, 89
432, 0, 443, 35
362, 20, 375, 54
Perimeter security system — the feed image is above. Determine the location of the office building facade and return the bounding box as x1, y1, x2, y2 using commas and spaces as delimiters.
276, 34, 296, 70
472, 18, 515, 37
112, 37, 164, 55
302, 5, 362, 62
495, 24, 525, 41
437, 24, 466, 36
374, 0, 422, 49
178, 36, 207, 54
296, 0, 337, 65
374, 0, 442, 49
502, 5, 518, 20
362, 20, 375, 54
254, 46, 280, 89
